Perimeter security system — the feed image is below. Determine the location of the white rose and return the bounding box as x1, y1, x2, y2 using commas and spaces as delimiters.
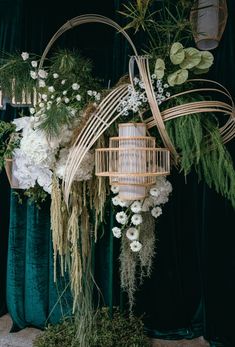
29, 108, 35, 115
38, 79, 46, 88
48, 86, 55, 93
38, 69, 48, 79
64, 97, 70, 104
72, 83, 80, 90
76, 94, 81, 101
21, 52, 29, 61
112, 227, 122, 238
31, 60, 38, 68
30, 71, 37, 80
53, 73, 59, 79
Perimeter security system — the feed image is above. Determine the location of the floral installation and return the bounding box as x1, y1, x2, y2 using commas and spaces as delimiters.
111, 176, 172, 309
111, 176, 172, 251
0, 1, 234, 345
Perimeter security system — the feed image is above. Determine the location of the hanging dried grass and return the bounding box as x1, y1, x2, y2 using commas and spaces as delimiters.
51, 175, 69, 281
120, 212, 156, 312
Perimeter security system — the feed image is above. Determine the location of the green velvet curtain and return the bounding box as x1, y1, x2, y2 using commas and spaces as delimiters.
0, 0, 235, 346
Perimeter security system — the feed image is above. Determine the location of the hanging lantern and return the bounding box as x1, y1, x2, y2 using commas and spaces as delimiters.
95, 123, 170, 201
4, 158, 21, 189
190, 0, 228, 50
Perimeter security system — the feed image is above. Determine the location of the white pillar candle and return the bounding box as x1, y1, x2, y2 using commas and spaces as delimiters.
118, 123, 147, 201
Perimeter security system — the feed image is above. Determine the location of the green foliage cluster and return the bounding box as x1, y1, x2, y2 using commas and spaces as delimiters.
0, 120, 16, 170
120, 0, 194, 55
38, 49, 100, 136
0, 52, 38, 99
33, 307, 150, 347
166, 112, 235, 208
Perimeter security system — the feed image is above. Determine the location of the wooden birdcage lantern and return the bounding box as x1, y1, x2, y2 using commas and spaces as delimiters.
95, 123, 170, 201
4, 158, 21, 189
190, 0, 228, 50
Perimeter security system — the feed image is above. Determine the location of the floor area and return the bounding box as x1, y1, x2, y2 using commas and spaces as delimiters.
0, 315, 41, 347
0, 314, 210, 347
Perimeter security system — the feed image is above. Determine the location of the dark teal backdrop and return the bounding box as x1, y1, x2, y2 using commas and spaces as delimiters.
0, 1, 235, 346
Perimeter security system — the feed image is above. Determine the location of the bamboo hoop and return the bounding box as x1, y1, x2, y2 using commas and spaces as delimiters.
38, 14, 235, 204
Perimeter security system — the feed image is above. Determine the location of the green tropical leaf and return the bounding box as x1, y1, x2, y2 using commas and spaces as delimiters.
170, 42, 185, 65
192, 67, 209, 75
154, 58, 165, 79
167, 69, 188, 86
195, 51, 214, 69
180, 47, 201, 69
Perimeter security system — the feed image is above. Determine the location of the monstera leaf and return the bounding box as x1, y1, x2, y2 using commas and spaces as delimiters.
195, 51, 214, 70
192, 67, 210, 75
170, 42, 185, 65
167, 69, 188, 86
180, 48, 201, 69
154, 58, 165, 79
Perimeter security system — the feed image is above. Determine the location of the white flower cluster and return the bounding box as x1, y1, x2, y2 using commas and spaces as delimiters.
111, 176, 172, 252
13, 116, 55, 193
117, 75, 171, 116
12, 116, 94, 194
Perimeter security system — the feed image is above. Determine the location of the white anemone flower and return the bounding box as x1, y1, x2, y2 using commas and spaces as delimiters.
116, 211, 128, 225
131, 214, 143, 226
151, 206, 162, 219
131, 201, 142, 213
130, 240, 142, 252
126, 227, 139, 241
111, 186, 119, 194
150, 187, 160, 197
112, 196, 120, 206
112, 227, 122, 238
